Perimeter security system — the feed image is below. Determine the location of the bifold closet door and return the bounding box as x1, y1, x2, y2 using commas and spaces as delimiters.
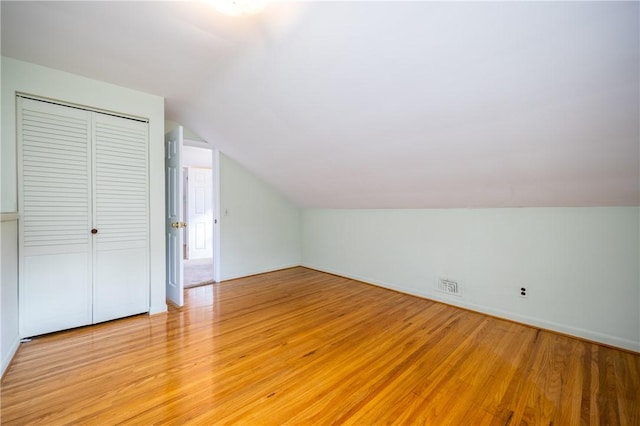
92, 112, 149, 323
19, 98, 93, 337
19, 97, 150, 337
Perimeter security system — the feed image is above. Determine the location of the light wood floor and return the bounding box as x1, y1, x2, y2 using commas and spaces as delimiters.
2, 267, 638, 425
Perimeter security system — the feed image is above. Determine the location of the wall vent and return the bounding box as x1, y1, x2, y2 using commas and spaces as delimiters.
437, 278, 461, 297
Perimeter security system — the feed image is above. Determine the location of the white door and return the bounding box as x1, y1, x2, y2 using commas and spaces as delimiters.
165, 127, 184, 307
187, 167, 213, 259
18, 98, 93, 337
18, 97, 151, 337
92, 112, 150, 322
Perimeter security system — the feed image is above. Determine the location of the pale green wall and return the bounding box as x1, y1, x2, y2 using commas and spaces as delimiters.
220, 154, 301, 280
1, 215, 19, 375
1, 58, 167, 375
302, 207, 640, 351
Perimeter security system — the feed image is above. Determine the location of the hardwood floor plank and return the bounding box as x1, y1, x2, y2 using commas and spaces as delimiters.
1, 267, 638, 425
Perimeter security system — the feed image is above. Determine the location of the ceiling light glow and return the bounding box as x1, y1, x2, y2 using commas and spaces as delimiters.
210, 0, 268, 16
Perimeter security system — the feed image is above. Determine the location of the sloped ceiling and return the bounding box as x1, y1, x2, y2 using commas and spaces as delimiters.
2, 1, 638, 208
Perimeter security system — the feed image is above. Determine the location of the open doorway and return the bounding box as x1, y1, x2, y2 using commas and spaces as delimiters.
182, 144, 214, 288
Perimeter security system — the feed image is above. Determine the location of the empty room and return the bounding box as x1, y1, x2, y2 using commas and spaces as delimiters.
1, 1, 639, 424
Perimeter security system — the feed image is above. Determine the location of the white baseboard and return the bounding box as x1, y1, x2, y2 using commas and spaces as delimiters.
149, 303, 168, 315
302, 263, 640, 353
221, 263, 301, 282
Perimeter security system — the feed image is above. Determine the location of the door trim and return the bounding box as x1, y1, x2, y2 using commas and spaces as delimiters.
212, 149, 221, 283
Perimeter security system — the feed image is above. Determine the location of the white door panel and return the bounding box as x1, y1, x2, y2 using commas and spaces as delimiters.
165, 127, 184, 307
93, 112, 149, 322
18, 98, 93, 336
21, 253, 92, 337
93, 247, 149, 322
187, 167, 213, 259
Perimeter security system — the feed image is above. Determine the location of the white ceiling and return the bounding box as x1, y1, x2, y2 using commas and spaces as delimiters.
2, 1, 638, 208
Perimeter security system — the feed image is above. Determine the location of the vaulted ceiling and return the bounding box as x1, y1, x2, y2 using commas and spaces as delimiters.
2, 1, 638, 208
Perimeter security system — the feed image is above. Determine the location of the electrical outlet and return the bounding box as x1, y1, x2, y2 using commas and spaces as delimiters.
519, 287, 528, 298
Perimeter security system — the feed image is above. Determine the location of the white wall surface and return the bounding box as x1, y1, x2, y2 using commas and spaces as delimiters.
220, 154, 301, 280
1, 58, 167, 346
302, 207, 640, 351
1, 214, 20, 377
164, 120, 207, 145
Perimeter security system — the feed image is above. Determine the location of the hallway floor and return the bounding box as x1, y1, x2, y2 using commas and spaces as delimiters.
184, 258, 213, 287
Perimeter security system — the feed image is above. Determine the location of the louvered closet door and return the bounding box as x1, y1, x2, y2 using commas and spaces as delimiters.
92, 112, 149, 323
18, 98, 93, 337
